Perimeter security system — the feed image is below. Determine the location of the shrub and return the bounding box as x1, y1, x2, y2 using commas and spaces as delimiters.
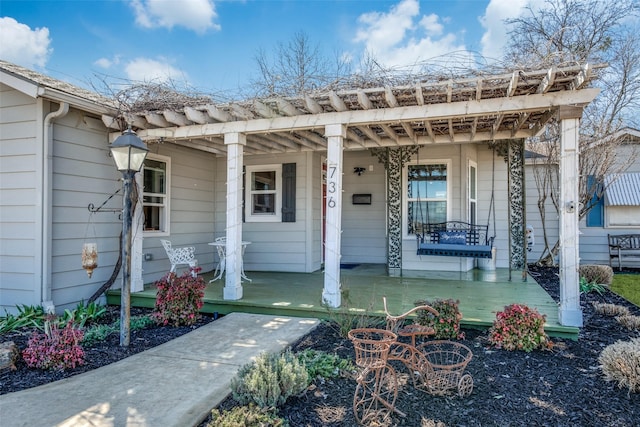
231, 349, 309, 408
22, 319, 85, 370
591, 302, 630, 317
488, 304, 550, 352
153, 269, 205, 326
599, 338, 640, 394
208, 404, 287, 427
579, 264, 613, 285
323, 287, 381, 338
616, 315, 640, 331
414, 298, 464, 340
296, 349, 355, 380
82, 315, 155, 346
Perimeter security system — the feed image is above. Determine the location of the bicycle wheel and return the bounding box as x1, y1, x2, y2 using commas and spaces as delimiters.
353, 365, 398, 424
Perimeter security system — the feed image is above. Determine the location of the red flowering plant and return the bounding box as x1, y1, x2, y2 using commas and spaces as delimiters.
153, 268, 206, 326
414, 298, 465, 340
488, 303, 551, 352
22, 317, 85, 371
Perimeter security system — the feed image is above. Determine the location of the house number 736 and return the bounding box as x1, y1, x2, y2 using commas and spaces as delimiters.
327, 165, 338, 208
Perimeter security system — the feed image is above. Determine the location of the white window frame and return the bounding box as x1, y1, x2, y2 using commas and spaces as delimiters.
142, 153, 171, 236
468, 160, 478, 225
403, 159, 452, 239
245, 164, 282, 222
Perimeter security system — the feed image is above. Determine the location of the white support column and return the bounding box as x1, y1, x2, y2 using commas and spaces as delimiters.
322, 124, 346, 308
224, 132, 245, 300
558, 106, 583, 327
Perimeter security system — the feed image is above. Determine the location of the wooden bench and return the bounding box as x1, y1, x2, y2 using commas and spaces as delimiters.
608, 234, 640, 271
416, 221, 494, 258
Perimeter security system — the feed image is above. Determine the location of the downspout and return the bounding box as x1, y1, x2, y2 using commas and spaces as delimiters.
41, 101, 69, 313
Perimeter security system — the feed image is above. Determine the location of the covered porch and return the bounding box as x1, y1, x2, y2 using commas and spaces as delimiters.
106, 265, 578, 339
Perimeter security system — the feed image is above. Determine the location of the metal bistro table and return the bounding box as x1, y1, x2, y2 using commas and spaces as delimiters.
208, 238, 252, 282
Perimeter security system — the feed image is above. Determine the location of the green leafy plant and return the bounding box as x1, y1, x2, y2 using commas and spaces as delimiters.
61, 301, 107, 328
208, 404, 287, 427
580, 277, 606, 295
296, 349, 354, 380
414, 298, 464, 340
153, 268, 206, 326
0, 304, 47, 333
82, 314, 155, 346
488, 304, 550, 352
22, 318, 85, 370
599, 338, 640, 394
231, 349, 309, 408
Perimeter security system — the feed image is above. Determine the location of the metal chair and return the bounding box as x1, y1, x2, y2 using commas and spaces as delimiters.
160, 240, 198, 276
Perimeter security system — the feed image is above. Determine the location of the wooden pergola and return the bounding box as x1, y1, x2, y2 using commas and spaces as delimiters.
106, 63, 602, 327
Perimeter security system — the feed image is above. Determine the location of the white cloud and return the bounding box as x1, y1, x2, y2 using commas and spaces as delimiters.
353, 0, 467, 69
0, 17, 52, 68
124, 57, 187, 83
130, 0, 220, 34
479, 0, 529, 61
94, 55, 121, 69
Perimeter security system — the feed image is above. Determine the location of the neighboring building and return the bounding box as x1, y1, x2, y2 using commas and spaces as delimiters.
1, 60, 601, 326
525, 128, 640, 268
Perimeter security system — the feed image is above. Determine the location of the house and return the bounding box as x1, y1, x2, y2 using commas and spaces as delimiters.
525, 128, 640, 268
1, 60, 602, 327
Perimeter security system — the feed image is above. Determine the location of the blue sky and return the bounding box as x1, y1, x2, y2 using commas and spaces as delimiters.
0, 0, 528, 98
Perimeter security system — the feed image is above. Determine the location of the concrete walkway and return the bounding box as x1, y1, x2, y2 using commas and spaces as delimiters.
0, 313, 319, 427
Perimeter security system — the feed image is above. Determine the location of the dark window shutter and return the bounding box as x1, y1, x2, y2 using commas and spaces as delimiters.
282, 163, 296, 222
586, 175, 604, 227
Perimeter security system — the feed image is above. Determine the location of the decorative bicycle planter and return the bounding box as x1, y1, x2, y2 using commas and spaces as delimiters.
417, 340, 474, 397
348, 328, 404, 424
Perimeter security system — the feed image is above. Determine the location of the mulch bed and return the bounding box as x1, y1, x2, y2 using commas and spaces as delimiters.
2, 266, 639, 426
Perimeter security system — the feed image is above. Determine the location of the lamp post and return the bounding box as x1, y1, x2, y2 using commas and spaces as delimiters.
109, 128, 148, 346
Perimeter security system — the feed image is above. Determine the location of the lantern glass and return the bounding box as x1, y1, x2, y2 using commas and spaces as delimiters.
110, 129, 148, 172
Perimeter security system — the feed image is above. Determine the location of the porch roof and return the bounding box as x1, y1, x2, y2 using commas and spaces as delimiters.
105, 63, 603, 155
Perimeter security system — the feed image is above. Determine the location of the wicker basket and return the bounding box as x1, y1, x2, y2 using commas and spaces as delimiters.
418, 340, 473, 394
348, 328, 397, 369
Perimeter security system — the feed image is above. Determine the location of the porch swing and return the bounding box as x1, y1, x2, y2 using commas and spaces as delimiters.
415, 148, 496, 259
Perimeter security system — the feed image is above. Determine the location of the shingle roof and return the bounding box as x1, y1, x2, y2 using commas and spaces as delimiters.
605, 173, 640, 206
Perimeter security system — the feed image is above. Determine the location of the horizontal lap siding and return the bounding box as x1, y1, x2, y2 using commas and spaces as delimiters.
0, 83, 39, 313
223, 153, 310, 273
341, 151, 386, 264
143, 144, 216, 281
49, 109, 123, 310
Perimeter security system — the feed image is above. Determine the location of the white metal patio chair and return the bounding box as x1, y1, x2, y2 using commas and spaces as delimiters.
161, 240, 198, 277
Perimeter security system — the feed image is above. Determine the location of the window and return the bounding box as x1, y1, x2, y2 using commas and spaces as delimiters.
142, 154, 170, 234
405, 162, 450, 236
246, 164, 282, 222
469, 161, 477, 225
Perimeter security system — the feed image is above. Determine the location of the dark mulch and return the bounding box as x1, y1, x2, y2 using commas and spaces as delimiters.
2, 266, 640, 426
0, 307, 216, 395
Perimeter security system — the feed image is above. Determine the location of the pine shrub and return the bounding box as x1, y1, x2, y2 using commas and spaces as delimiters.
208, 404, 287, 427
231, 349, 309, 408
591, 302, 631, 317
616, 315, 640, 331
488, 304, 550, 352
599, 338, 640, 394
153, 269, 205, 326
579, 264, 613, 285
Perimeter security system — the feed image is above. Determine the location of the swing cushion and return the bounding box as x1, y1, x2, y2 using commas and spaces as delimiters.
438, 231, 467, 245
417, 243, 493, 258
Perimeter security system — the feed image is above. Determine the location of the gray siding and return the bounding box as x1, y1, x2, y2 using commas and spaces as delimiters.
0, 83, 40, 312
341, 150, 387, 264
141, 143, 217, 281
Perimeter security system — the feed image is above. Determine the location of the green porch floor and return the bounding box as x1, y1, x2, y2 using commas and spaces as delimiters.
107, 264, 578, 339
